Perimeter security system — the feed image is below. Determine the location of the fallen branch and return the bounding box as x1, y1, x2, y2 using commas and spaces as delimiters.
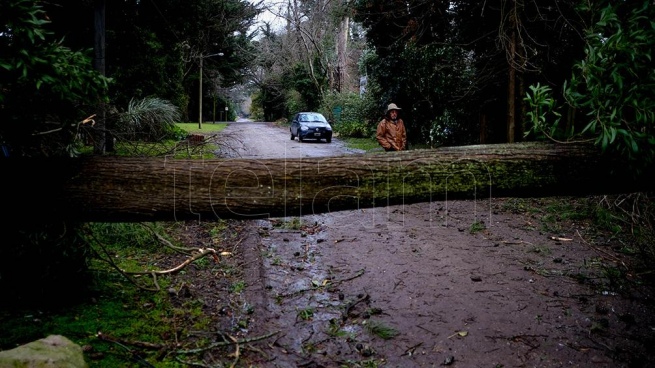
278, 269, 366, 299
87, 222, 226, 291
575, 230, 628, 270
176, 331, 280, 355
331, 269, 366, 286
122, 248, 224, 291
97, 331, 165, 350
84, 228, 159, 292
228, 335, 240, 368
401, 342, 423, 357
127, 248, 221, 276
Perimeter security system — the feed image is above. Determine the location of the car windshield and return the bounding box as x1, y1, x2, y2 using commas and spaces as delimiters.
300, 113, 327, 123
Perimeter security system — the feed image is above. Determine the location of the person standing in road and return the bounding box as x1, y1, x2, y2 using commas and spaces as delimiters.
376, 103, 407, 151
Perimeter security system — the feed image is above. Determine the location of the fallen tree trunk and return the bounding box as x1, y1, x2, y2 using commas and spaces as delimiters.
5, 142, 652, 222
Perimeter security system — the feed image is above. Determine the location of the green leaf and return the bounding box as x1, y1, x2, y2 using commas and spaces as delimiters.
609, 127, 617, 144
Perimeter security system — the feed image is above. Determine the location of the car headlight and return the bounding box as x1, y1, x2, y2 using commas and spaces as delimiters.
300, 126, 308, 131
326, 126, 332, 131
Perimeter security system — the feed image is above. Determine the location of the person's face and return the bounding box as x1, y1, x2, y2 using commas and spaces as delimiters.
389, 110, 398, 119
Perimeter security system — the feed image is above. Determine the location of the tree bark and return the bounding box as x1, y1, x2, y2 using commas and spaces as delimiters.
507, 18, 516, 143
4, 142, 651, 223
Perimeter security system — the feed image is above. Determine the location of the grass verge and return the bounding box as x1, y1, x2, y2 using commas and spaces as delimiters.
0, 220, 256, 367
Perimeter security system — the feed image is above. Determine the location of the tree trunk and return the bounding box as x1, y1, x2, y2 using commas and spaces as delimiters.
507, 23, 516, 143
4, 143, 651, 223
93, 0, 107, 154
337, 15, 349, 92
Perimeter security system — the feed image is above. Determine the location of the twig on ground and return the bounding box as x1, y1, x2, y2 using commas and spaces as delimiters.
142, 224, 195, 255
502, 240, 534, 245
401, 342, 423, 356
575, 230, 627, 269
231, 235, 247, 253
331, 269, 366, 286
334, 237, 358, 243
280, 270, 365, 298
176, 331, 280, 355
342, 293, 370, 320
84, 230, 159, 292
97, 331, 165, 350
122, 247, 221, 290
228, 334, 240, 368
128, 248, 220, 276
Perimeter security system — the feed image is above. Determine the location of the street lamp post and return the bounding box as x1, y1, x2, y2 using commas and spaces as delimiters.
198, 52, 224, 129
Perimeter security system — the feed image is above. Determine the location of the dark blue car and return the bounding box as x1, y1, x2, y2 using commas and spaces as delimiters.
290, 112, 333, 143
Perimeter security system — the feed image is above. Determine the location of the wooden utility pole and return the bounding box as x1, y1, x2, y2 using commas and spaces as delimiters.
199, 57, 203, 129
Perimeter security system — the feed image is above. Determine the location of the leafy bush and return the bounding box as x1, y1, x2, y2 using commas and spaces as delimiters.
163, 123, 188, 141
113, 97, 182, 142
285, 89, 305, 120
565, 1, 655, 172
320, 91, 378, 138
0, 0, 109, 157
523, 83, 563, 141
335, 120, 371, 138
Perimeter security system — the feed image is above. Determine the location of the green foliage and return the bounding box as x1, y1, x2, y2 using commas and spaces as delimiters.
353, 0, 587, 146
249, 89, 266, 121
320, 91, 378, 138
231, 280, 246, 294
0, 0, 110, 157
88, 222, 166, 253
565, 1, 655, 171
341, 137, 380, 151
164, 124, 190, 141
429, 110, 458, 148
297, 307, 315, 321
281, 63, 325, 115
286, 89, 306, 117
336, 121, 371, 138
0, 221, 227, 367
356, 42, 479, 146
113, 97, 182, 142
176, 122, 227, 135
469, 221, 486, 234
523, 83, 563, 141
365, 320, 398, 340
100, 0, 258, 122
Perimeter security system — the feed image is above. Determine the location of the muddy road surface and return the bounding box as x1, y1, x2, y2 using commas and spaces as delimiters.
215, 121, 655, 368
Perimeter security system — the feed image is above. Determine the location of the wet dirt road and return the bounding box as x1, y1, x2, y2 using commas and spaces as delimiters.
219, 120, 364, 159
218, 120, 655, 368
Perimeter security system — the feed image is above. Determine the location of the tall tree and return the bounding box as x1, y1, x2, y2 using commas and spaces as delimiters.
0, 0, 109, 157
42, 0, 259, 123
251, 0, 361, 120
562, 0, 655, 174
353, 0, 588, 145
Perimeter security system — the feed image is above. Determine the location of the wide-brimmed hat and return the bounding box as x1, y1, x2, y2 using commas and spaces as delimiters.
386, 103, 401, 113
